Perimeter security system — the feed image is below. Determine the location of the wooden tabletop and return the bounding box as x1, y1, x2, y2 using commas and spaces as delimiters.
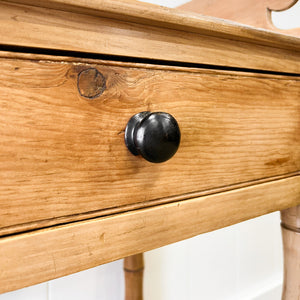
1, 0, 300, 73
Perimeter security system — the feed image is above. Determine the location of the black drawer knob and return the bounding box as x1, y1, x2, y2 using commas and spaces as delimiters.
125, 111, 180, 163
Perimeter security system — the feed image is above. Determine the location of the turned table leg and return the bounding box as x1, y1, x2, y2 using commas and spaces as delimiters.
281, 206, 300, 299
124, 253, 144, 300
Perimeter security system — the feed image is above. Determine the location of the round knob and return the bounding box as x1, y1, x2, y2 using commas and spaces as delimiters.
125, 111, 180, 163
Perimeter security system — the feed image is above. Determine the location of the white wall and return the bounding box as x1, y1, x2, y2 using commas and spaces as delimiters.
1, 1, 299, 299
272, 3, 300, 30
145, 212, 283, 300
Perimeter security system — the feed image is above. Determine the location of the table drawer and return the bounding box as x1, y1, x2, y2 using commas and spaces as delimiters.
1, 55, 299, 232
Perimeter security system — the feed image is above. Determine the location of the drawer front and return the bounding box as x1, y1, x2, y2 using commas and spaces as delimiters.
0, 56, 299, 230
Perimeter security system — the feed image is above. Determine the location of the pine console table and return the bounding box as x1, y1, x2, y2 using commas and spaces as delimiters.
0, 0, 299, 299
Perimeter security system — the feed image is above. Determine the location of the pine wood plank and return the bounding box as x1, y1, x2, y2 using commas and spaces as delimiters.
4, 0, 300, 49
0, 56, 300, 230
1, 175, 300, 294
1, 172, 298, 237
0, 1, 300, 73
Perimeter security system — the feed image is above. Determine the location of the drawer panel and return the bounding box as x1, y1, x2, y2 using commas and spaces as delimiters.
0, 56, 299, 230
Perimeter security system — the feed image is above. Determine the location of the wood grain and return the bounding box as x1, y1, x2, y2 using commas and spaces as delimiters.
281, 228, 300, 300
1, 172, 298, 237
0, 56, 300, 230
0, 2, 300, 73
1, 175, 300, 294
124, 253, 144, 300
1, 50, 300, 78
179, 0, 300, 37
281, 206, 300, 299
4, 0, 300, 49
281, 205, 300, 231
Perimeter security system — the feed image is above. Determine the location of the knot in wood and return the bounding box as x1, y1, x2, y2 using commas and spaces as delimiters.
77, 68, 106, 99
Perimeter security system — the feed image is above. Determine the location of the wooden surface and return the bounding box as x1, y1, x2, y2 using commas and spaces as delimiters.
0, 175, 300, 294
4, 0, 300, 49
1, 55, 300, 232
281, 205, 300, 230
1, 2, 300, 73
124, 254, 144, 300
0, 0, 299, 295
179, 0, 300, 37
281, 206, 300, 299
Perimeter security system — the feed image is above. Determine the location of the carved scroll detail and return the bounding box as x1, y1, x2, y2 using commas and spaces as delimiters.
178, 0, 300, 37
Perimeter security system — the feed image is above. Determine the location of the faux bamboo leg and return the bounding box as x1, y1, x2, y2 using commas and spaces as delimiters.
281, 205, 300, 300
124, 253, 144, 300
